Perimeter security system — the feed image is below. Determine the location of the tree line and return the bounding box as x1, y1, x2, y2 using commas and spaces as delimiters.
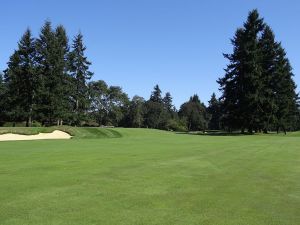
0, 10, 299, 133
0, 20, 208, 131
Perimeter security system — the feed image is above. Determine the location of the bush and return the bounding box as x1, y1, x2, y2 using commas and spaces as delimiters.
2, 122, 26, 127
31, 121, 42, 127
2, 121, 42, 127
166, 119, 187, 132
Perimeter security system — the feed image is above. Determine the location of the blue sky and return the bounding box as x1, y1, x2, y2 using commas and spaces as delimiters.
1, 0, 299, 108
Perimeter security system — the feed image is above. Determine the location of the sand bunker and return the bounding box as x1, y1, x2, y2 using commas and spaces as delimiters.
0, 130, 72, 142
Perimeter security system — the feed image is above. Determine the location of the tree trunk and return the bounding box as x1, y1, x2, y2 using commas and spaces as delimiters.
28, 115, 32, 127
263, 128, 268, 134
49, 115, 52, 127
241, 127, 245, 134
283, 126, 287, 135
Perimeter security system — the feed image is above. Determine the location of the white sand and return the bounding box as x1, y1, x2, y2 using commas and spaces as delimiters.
0, 130, 72, 142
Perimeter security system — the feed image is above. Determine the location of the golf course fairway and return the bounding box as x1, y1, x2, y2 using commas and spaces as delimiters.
0, 128, 299, 225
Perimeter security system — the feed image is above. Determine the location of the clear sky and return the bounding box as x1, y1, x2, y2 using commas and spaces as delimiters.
1, 0, 299, 108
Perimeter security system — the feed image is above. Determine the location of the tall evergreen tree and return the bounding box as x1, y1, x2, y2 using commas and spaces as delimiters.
150, 84, 162, 103
4, 29, 38, 126
53, 25, 71, 125
207, 93, 221, 130
68, 32, 93, 125
258, 25, 279, 132
144, 85, 165, 128
258, 25, 298, 133
218, 9, 298, 133
272, 46, 298, 133
0, 72, 7, 125
3, 51, 21, 124
163, 92, 173, 112
36, 21, 61, 125
218, 10, 265, 132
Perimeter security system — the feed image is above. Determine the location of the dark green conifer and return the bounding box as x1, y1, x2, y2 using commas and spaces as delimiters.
68, 32, 93, 125
5, 29, 38, 126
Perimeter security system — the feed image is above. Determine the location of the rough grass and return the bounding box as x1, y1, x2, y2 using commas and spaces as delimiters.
0, 128, 299, 225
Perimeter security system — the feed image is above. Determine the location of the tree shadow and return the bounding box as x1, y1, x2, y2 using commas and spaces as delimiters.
175, 130, 254, 137
175, 130, 293, 137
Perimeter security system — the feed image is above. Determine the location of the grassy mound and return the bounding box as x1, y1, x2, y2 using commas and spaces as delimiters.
0, 126, 123, 139
1, 126, 299, 139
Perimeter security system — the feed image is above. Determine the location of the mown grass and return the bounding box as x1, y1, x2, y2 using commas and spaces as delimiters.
0, 128, 299, 225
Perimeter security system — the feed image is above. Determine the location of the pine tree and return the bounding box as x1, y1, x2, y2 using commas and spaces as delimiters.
259, 26, 276, 132
218, 9, 265, 133
218, 9, 298, 133
272, 46, 298, 133
207, 93, 221, 130
0, 72, 8, 125
36, 22, 72, 126
145, 85, 165, 128
258, 25, 298, 133
4, 29, 38, 126
53, 25, 71, 125
36, 21, 59, 125
3, 51, 21, 124
150, 84, 162, 103
163, 92, 173, 112
68, 32, 93, 125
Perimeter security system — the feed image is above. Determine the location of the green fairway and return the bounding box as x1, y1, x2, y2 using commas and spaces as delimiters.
0, 128, 299, 225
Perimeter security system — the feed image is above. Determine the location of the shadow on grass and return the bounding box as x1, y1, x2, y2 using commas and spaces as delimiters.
176, 130, 296, 137
176, 130, 256, 137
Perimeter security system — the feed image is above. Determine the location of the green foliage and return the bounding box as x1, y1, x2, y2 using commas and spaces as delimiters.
0, 12, 299, 133
144, 100, 165, 129
68, 32, 93, 125
144, 85, 165, 129
207, 93, 221, 130
35, 21, 57, 124
179, 95, 208, 131
163, 92, 173, 112
126, 95, 145, 128
53, 25, 72, 124
149, 84, 162, 103
0, 73, 7, 125
35, 21, 72, 125
4, 29, 38, 126
143, 85, 179, 130
218, 9, 298, 133
165, 118, 187, 131
88, 80, 129, 126
88, 80, 109, 126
